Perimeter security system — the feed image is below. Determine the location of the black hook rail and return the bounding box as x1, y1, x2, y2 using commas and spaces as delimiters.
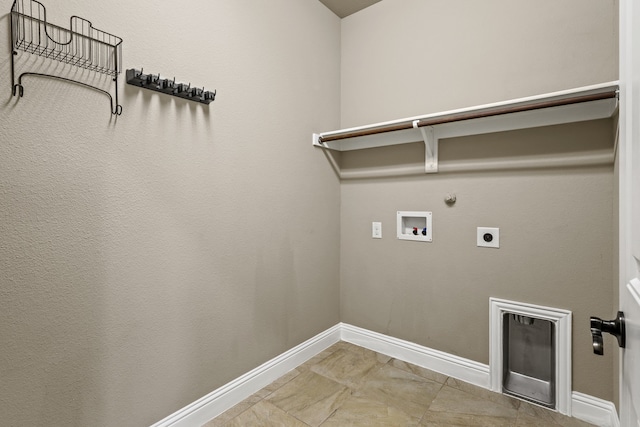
10, 0, 123, 115
126, 69, 216, 105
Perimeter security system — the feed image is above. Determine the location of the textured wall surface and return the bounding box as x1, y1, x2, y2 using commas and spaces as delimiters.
0, 0, 341, 425
339, 0, 618, 401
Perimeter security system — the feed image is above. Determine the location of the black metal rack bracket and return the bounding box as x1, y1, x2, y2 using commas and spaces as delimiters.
10, 0, 123, 115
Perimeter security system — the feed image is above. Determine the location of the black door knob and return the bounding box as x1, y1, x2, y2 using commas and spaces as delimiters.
590, 311, 625, 355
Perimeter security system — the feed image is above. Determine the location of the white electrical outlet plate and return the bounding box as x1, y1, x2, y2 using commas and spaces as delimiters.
477, 227, 499, 248
372, 222, 382, 239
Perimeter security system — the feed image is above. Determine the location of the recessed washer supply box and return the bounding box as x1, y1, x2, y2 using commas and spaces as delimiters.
397, 211, 432, 242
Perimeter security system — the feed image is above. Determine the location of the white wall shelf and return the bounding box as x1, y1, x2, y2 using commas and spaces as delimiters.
313, 82, 619, 173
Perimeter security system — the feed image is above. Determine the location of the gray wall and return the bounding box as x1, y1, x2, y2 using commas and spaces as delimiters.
341, 0, 618, 128
339, 0, 618, 401
0, 0, 341, 425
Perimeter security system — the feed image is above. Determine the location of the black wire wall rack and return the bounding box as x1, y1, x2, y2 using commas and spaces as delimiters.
10, 0, 124, 115
126, 69, 216, 105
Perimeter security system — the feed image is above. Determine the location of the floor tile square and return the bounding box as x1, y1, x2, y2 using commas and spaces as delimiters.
266, 370, 351, 427
354, 363, 442, 419
319, 394, 421, 426
310, 348, 382, 388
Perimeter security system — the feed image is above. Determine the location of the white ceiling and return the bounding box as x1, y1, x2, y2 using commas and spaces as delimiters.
318, 0, 382, 18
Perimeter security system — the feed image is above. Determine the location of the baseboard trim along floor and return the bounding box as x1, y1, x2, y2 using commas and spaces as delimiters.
150, 323, 619, 427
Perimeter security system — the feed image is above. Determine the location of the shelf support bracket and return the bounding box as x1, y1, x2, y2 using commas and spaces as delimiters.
414, 121, 438, 173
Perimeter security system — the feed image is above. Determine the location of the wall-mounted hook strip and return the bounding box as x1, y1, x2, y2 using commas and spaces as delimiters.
126, 69, 216, 105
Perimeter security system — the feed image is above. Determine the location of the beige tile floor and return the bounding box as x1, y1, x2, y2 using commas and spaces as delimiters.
203, 341, 596, 427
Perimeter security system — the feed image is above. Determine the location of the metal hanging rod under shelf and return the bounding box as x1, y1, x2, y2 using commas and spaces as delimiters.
318, 89, 618, 144
126, 69, 216, 105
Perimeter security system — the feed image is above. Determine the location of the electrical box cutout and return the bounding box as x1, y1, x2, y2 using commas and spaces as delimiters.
397, 211, 432, 242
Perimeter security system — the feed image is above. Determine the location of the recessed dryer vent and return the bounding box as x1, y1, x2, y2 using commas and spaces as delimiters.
489, 298, 572, 414
503, 313, 555, 407
396, 211, 432, 242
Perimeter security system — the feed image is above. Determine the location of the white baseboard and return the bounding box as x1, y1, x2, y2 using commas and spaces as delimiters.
571, 392, 620, 427
149, 324, 341, 427
150, 323, 619, 427
338, 323, 490, 389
